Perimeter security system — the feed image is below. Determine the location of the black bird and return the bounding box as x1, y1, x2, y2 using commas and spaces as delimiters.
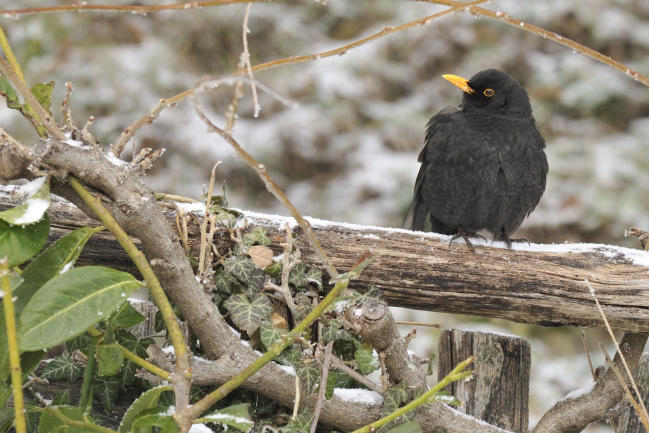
403, 69, 548, 250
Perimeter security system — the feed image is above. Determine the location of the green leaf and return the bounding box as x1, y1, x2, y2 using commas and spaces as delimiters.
355, 348, 379, 375
223, 293, 273, 335
427, 353, 436, 376
30, 81, 54, 113
0, 213, 49, 268
66, 332, 93, 353
0, 381, 11, 408
322, 319, 352, 343
242, 226, 271, 250
38, 406, 97, 433
93, 374, 120, 414
325, 369, 337, 400
289, 262, 308, 288
132, 407, 176, 429
282, 408, 315, 433
119, 385, 172, 433
0, 226, 99, 379
41, 355, 83, 383
0, 75, 21, 110
382, 382, 409, 415
306, 268, 323, 290
195, 403, 253, 431
214, 266, 240, 295
109, 302, 146, 329
385, 421, 422, 433
362, 284, 387, 303
0, 406, 12, 433
0, 178, 50, 226
52, 389, 70, 406
295, 360, 320, 396
263, 261, 282, 279
224, 255, 266, 296
25, 402, 41, 433
18, 266, 140, 351
97, 344, 124, 376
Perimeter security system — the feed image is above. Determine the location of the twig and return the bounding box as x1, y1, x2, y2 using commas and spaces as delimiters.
587, 279, 649, 428
198, 162, 221, 275
422, 0, 649, 87
395, 321, 442, 328
0, 128, 31, 158
581, 331, 596, 380
0, 0, 294, 17
241, 3, 260, 117
189, 87, 338, 278
310, 341, 333, 433
330, 355, 384, 395
1, 259, 27, 433
292, 375, 300, 420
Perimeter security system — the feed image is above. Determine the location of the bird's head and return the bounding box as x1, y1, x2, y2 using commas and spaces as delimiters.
443, 69, 533, 118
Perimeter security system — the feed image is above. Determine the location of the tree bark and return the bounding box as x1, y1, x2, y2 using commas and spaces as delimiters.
617, 353, 649, 433
12, 194, 649, 333
438, 330, 530, 433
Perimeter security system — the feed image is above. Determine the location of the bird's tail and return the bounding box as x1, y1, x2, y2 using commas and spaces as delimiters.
403, 195, 428, 231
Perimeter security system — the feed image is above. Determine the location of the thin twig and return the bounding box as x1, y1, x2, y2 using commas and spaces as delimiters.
330, 355, 384, 395
0, 0, 294, 17
587, 280, 649, 428
189, 90, 338, 278
395, 321, 442, 328
198, 162, 221, 275
241, 3, 260, 117
422, 0, 649, 87
310, 341, 333, 433
581, 331, 596, 380
292, 375, 300, 420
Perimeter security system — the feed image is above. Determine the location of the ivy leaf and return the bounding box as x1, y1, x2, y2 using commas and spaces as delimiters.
259, 321, 283, 351
306, 268, 323, 290
117, 332, 154, 388
41, 355, 83, 383
355, 347, 379, 375
25, 401, 41, 433
224, 255, 266, 296
194, 403, 253, 432
214, 266, 240, 295
93, 374, 120, 414
66, 332, 92, 353
288, 262, 308, 288
427, 353, 436, 376
263, 261, 282, 279
295, 360, 320, 396
242, 226, 271, 249
223, 293, 273, 335
96, 344, 124, 377
362, 284, 387, 303
382, 381, 409, 416
52, 390, 70, 406
282, 408, 315, 433
322, 319, 352, 343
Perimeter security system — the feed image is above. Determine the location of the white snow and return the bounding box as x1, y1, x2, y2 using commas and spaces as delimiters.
175, 201, 207, 215
11, 198, 49, 225
559, 381, 597, 401
201, 412, 250, 424
332, 388, 383, 405
161, 346, 175, 355
106, 151, 128, 167
188, 424, 213, 433
63, 138, 87, 148
59, 261, 74, 275
275, 363, 296, 376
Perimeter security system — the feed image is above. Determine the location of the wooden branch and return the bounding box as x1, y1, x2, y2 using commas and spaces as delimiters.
13, 195, 649, 333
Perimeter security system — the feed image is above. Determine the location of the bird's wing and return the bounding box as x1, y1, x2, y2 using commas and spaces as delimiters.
404, 106, 463, 231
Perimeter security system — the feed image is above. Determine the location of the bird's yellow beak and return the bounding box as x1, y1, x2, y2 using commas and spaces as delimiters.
442, 74, 475, 94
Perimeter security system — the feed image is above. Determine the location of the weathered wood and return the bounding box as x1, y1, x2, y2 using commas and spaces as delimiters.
438, 330, 530, 433
618, 353, 649, 433
10, 196, 649, 333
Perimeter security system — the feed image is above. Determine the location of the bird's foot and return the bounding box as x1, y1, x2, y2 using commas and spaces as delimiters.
497, 228, 530, 249
449, 227, 486, 253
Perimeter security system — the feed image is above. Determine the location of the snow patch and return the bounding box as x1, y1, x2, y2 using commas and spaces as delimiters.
333, 388, 383, 405
559, 381, 596, 401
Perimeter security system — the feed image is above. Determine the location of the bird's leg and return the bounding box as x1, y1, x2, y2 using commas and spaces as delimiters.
497, 227, 530, 249
449, 227, 487, 252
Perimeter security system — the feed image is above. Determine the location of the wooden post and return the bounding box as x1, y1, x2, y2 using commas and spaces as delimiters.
618, 353, 649, 433
438, 330, 531, 433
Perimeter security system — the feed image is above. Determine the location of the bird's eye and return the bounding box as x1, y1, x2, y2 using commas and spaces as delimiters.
483, 89, 495, 97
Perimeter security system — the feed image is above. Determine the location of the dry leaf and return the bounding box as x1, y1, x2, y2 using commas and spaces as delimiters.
248, 245, 274, 268
271, 312, 287, 329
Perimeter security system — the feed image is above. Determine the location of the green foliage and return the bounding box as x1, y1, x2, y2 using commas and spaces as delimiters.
93, 374, 121, 414
18, 266, 141, 351
223, 293, 273, 335
41, 356, 84, 383
385, 422, 423, 433
38, 406, 98, 433
224, 255, 266, 296
242, 226, 272, 250
0, 178, 50, 226
353, 339, 379, 375
109, 302, 147, 329
194, 403, 254, 431
0, 214, 49, 268
295, 360, 320, 396
119, 385, 172, 433
282, 408, 315, 433
96, 344, 124, 377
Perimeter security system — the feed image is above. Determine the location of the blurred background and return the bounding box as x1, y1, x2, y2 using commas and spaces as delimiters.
2, 0, 649, 430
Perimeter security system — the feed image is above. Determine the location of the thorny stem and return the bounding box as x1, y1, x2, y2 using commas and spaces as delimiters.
1, 259, 27, 433
190, 95, 339, 278
351, 356, 476, 433
187, 253, 375, 419
66, 176, 192, 431
0, 0, 294, 17
423, 0, 649, 87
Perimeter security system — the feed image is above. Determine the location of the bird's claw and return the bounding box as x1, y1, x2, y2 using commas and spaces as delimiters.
449, 227, 485, 253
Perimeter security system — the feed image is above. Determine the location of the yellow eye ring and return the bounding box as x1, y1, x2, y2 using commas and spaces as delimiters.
484, 89, 495, 97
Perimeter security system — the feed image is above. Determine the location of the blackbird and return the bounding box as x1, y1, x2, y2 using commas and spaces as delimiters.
403, 69, 548, 250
